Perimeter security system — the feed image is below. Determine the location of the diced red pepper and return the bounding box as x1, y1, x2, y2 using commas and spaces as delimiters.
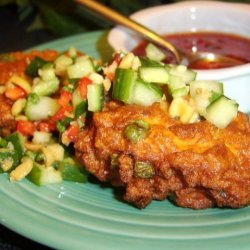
17, 120, 36, 136
58, 90, 72, 107
78, 77, 92, 99
38, 121, 56, 132
51, 106, 73, 122
5, 85, 27, 101
38, 122, 50, 132
113, 52, 123, 65
66, 123, 80, 142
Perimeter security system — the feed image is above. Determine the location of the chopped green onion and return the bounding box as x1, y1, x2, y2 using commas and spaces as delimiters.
27, 93, 40, 105
36, 152, 45, 162
25, 151, 37, 161
42, 62, 54, 69
74, 101, 87, 118
62, 85, 74, 93
139, 57, 163, 67
69, 78, 80, 85
56, 117, 74, 133
26, 57, 48, 77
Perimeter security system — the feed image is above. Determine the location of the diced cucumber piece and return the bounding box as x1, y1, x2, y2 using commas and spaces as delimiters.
145, 43, 166, 61
87, 84, 103, 112
169, 97, 199, 124
38, 66, 56, 81
112, 68, 137, 104
205, 96, 238, 129
170, 85, 189, 98
139, 57, 163, 67
131, 80, 164, 106
25, 95, 60, 121
192, 95, 209, 116
168, 75, 189, 98
6, 132, 25, 168
54, 54, 73, 76
58, 157, 88, 183
190, 80, 224, 97
31, 78, 60, 96
27, 163, 62, 186
32, 131, 52, 145
67, 58, 95, 79
190, 80, 224, 115
139, 66, 169, 84
168, 65, 196, 85
72, 87, 84, 108
131, 56, 141, 71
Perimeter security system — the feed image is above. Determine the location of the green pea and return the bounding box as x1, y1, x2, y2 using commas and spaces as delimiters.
134, 161, 155, 178
124, 119, 150, 143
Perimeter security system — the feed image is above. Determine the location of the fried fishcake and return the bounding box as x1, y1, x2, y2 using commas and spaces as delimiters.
75, 101, 250, 209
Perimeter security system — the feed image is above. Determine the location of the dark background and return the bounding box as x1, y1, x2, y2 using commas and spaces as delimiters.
0, 0, 176, 53
0, 0, 249, 249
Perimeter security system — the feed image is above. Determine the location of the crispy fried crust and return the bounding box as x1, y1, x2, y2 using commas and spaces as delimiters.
75, 102, 250, 209
75, 101, 250, 209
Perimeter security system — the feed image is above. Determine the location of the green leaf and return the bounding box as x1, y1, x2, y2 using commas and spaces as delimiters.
109, 0, 150, 15
0, 0, 16, 5
19, 3, 35, 21
26, 14, 44, 31
37, 3, 85, 36
16, 0, 30, 5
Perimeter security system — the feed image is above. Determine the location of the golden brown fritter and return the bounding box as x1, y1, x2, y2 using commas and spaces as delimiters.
75, 101, 250, 209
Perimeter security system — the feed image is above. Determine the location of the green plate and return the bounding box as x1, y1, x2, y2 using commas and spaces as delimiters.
1, 30, 250, 250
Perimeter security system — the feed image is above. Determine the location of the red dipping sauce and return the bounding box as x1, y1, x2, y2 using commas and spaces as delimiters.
132, 32, 250, 69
